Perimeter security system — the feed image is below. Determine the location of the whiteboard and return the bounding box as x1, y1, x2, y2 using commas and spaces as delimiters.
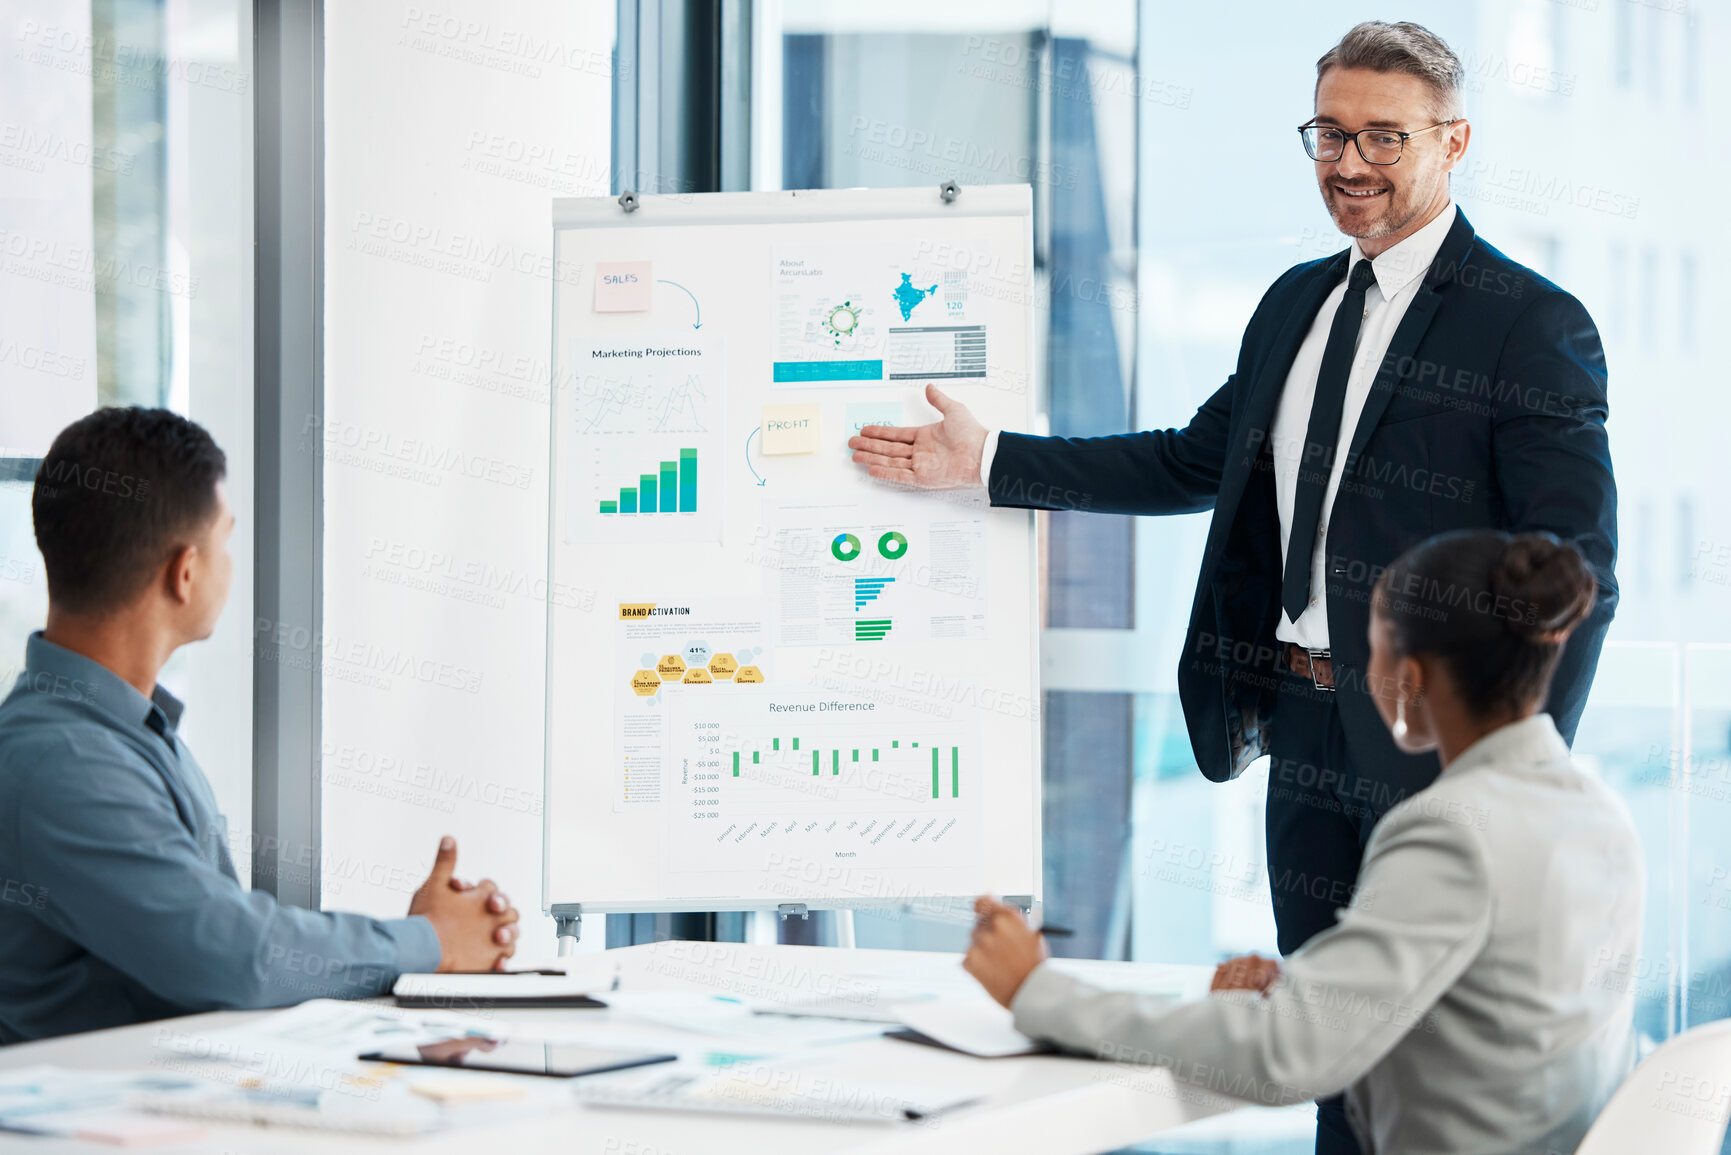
543, 186, 1040, 916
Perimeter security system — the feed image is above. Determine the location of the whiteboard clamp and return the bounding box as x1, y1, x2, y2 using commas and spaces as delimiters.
553, 904, 583, 955
777, 903, 810, 921
618, 189, 641, 213
939, 180, 961, 204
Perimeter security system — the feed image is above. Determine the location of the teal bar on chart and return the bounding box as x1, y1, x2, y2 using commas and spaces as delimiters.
659, 462, 677, 512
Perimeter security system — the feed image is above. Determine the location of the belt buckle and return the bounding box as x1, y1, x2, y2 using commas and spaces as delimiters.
1305, 647, 1332, 692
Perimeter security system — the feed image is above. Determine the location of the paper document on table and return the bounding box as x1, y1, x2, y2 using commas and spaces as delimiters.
1044, 957, 1200, 1000
891, 998, 1046, 1058
0, 1066, 209, 1145
601, 992, 887, 1047
574, 1058, 982, 1122
135, 1073, 569, 1137
156, 999, 497, 1072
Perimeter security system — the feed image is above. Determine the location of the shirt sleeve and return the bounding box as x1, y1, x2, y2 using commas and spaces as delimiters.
1010, 801, 1493, 1104
17, 736, 441, 1011
978, 429, 1001, 488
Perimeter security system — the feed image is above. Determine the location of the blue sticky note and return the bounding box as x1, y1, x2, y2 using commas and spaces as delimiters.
846, 402, 906, 439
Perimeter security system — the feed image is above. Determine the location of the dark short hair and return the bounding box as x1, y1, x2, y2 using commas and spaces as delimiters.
1373, 530, 1596, 718
1316, 21, 1465, 121
32, 407, 228, 614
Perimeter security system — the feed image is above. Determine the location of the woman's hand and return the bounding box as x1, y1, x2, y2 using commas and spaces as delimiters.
1210, 952, 1281, 995
963, 896, 1049, 1008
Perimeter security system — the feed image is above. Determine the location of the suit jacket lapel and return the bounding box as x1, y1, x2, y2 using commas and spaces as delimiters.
1211, 251, 1346, 538
1340, 211, 1478, 473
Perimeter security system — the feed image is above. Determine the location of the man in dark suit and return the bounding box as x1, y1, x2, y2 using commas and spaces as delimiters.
849, 20, 1615, 1154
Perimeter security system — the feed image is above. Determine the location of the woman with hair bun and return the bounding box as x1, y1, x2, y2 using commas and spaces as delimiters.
963, 530, 1644, 1155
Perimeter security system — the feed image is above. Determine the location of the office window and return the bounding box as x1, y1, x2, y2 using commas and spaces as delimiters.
766, 3, 1141, 958
1615, 0, 1634, 88
766, 3, 1731, 1018
1641, 246, 1659, 353
1135, 0, 1731, 1053
1645, 5, 1664, 102
1681, 249, 1699, 353
0, 0, 255, 857
1684, 8, 1700, 106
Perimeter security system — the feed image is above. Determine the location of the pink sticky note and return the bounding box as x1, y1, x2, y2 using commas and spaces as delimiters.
594, 261, 654, 312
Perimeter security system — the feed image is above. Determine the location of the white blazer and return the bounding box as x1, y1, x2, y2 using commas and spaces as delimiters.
1012, 714, 1644, 1155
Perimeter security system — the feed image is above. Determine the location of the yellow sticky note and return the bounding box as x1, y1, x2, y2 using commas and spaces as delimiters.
762, 404, 821, 455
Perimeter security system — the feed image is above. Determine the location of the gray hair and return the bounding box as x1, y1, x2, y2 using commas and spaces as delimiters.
1316, 21, 1464, 120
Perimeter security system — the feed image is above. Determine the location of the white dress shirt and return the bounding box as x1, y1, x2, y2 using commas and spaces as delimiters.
975, 204, 1458, 650
1269, 203, 1456, 649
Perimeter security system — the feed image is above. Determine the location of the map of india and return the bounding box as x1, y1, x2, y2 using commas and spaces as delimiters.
892, 272, 937, 321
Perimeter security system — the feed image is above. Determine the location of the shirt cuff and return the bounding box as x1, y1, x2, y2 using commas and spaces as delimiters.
978, 429, 1001, 489
383, 914, 444, 978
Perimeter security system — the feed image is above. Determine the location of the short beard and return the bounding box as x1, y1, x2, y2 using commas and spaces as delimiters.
1325, 176, 1442, 241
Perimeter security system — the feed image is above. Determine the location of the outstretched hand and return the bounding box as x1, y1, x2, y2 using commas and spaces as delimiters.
848, 384, 988, 489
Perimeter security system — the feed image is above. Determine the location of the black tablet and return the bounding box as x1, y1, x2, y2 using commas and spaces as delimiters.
361, 1037, 676, 1079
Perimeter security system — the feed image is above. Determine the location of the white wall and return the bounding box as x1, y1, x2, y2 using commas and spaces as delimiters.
322, 2, 613, 949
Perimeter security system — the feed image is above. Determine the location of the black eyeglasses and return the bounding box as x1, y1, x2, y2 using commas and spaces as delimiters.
1298, 119, 1458, 165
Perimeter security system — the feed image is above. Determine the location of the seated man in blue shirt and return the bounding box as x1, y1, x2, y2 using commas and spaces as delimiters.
0, 407, 521, 1042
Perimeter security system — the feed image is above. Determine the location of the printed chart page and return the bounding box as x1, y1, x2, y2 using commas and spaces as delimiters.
660, 688, 985, 903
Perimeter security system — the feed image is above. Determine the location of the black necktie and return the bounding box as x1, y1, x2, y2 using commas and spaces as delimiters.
1280, 258, 1378, 625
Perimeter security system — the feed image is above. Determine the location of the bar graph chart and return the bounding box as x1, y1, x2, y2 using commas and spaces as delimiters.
598, 448, 699, 515
567, 337, 722, 545
727, 734, 960, 798
661, 691, 984, 894
853, 576, 894, 608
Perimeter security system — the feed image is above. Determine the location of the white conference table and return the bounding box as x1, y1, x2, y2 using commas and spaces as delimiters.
0, 941, 1251, 1153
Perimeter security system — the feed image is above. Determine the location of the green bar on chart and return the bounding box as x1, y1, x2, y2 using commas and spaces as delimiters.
872, 749, 878, 761
640, 474, 658, 512
678, 448, 698, 511
812, 750, 819, 775
752, 751, 760, 764
659, 462, 677, 512
732, 752, 739, 777
773, 738, 780, 751
599, 500, 617, 514
852, 750, 858, 762
892, 740, 899, 748
931, 747, 940, 799
832, 750, 839, 775
952, 747, 960, 798
792, 737, 799, 750
619, 487, 637, 513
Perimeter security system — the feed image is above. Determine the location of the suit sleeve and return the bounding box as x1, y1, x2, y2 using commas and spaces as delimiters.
1010, 803, 1492, 1104
1491, 291, 1618, 743
986, 381, 1233, 515
18, 735, 441, 1010
983, 267, 1308, 516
